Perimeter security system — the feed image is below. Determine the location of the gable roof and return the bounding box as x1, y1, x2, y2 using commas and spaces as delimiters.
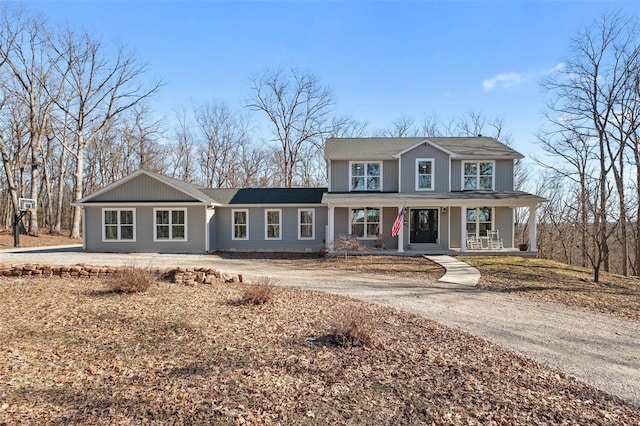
75, 169, 217, 205
201, 187, 327, 205
324, 137, 524, 160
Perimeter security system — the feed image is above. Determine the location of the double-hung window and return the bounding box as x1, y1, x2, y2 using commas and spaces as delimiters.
463, 161, 494, 190
265, 209, 282, 240
416, 158, 434, 191
102, 208, 135, 242
298, 208, 315, 240
232, 209, 248, 240
154, 208, 187, 241
466, 207, 493, 237
350, 207, 381, 239
350, 162, 381, 191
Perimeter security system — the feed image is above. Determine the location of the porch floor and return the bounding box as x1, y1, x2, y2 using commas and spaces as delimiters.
358, 248, 538, 257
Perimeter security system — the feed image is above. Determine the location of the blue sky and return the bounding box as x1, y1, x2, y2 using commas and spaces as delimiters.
26, 1, 640, 159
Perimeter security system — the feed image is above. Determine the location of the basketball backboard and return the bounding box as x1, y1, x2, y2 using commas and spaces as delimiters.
18, 198, 36, 211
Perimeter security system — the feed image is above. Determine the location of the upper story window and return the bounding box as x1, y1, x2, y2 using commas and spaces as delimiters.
350, 161, 381, 191
463, 161, 494, 190
415, 158, 434, 191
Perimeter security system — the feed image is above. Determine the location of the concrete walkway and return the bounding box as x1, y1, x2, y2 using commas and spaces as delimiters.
425, 255, 480, 286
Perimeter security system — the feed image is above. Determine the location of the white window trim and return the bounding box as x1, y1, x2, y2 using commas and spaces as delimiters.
153, 208, 188, 242
232, 209, 249, 241
415, 158, 435, 191
264, 208, 282, 240
101, 208, 136, 242
462, 160, 495, 190
298, 208, 315, 240
466, 207, 495, 238
349, 161, 383, 192
350, 206, 382, 240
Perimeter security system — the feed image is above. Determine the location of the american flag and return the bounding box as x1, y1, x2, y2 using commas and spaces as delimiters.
391, 207, 405, 237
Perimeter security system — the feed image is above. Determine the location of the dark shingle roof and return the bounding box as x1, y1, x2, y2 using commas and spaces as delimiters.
201, 188, 328, 205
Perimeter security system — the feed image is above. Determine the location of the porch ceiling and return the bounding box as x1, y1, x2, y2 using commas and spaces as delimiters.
322, 191, 547, 208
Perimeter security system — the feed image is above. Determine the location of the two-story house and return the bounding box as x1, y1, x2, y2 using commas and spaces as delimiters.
74, 137, 545, 253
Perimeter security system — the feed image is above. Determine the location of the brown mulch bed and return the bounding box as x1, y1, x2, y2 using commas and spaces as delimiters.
0, 228, 80, 249
463, 256, 640, 322
0, 277, 638, 424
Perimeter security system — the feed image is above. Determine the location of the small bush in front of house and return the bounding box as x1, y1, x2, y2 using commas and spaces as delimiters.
333, 234, 367, 258
324, 309, 374, 347
236, 276, 276, 305
109, 266, 157, 293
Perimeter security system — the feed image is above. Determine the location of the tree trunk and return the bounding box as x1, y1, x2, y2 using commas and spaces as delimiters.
0, 136, 20, 216
70, 143, 84, 239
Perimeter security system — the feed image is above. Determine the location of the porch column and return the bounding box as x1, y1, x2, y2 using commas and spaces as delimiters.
327, 205, 335, 252
528, 204, 538, 252
397, 205, 404, 253
460, 205, 467, 252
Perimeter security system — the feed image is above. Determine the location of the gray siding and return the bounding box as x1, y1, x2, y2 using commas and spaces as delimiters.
92, 174, 197, 201
400, 144, 450, 193
329, 159, 398, 192
85, 205, 207, 253
451, 159, 514, 191
213, 206, 327, 252
495, 160, 514, 191
450, 207, 461, 247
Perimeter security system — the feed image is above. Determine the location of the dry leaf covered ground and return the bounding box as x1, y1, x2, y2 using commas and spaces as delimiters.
0, 229, 79, 249
1, 277, 639, 425
463, 256, 640, 322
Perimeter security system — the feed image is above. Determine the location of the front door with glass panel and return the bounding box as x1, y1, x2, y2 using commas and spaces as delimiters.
410, 209, 438, 243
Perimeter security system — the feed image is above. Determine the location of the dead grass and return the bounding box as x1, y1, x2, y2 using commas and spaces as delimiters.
234, 276, 276, 305
316, 309, 375, 348
1, 277, 638, 424
462, 256, 640, 321
109, 266, 157, 293
0, 228, 80, 249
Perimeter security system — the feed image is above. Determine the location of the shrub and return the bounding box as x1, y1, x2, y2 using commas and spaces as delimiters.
109, 266, 157, 293
237, 276, 276, 305
333, 234, 367, 258
325, 309, 374, 347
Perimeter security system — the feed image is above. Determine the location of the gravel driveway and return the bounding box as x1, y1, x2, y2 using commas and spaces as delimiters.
3, 248, 639, 406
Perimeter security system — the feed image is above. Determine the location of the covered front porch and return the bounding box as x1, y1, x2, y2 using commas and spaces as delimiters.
322, 191, 547, 254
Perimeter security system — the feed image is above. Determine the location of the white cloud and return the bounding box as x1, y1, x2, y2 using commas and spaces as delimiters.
482, 73, 522, 91
545, 62, 565, 74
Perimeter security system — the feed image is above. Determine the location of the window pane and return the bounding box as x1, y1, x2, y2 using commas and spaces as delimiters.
300, 210, 312, 224
234, 211, 246, 225
466, 223, 477, 235
466, 208, 477, 221
464, 177, 477, 190
120, 210, 133, 225
105, 225, 118, 240
267, 211, 279, 225
367, 163, 380, 176
351, 163, 365, 176
120, 225, 134, 240
351, 209, 365, 223
418, 175, 432, 189
478, 208, 492, 222
156, 210, 169, 225
267, 225, 279, 238
479, 223, 491, 237
351, 177, 364, 190
367, 223, 379, 236
351, 224, 364, 237
172, 210, 185, 224
172, 225, 185, 239
418, 160, 432, 174
234, 225, 246, 239
464, 163, 477, 175
367, 176, 380, 190
301, 224, 313, 238
480, 162, 493, 175
104, 210, 117, 225
479, 177, 492, 189
367, 208, 380, 222
157, 225, 170, 239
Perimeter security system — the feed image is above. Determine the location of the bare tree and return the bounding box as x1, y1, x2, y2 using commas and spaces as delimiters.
247, 68, 334, 187
52, 29, 161, 238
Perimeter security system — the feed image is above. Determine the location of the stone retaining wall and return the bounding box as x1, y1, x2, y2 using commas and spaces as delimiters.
0, 263, 243, 285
